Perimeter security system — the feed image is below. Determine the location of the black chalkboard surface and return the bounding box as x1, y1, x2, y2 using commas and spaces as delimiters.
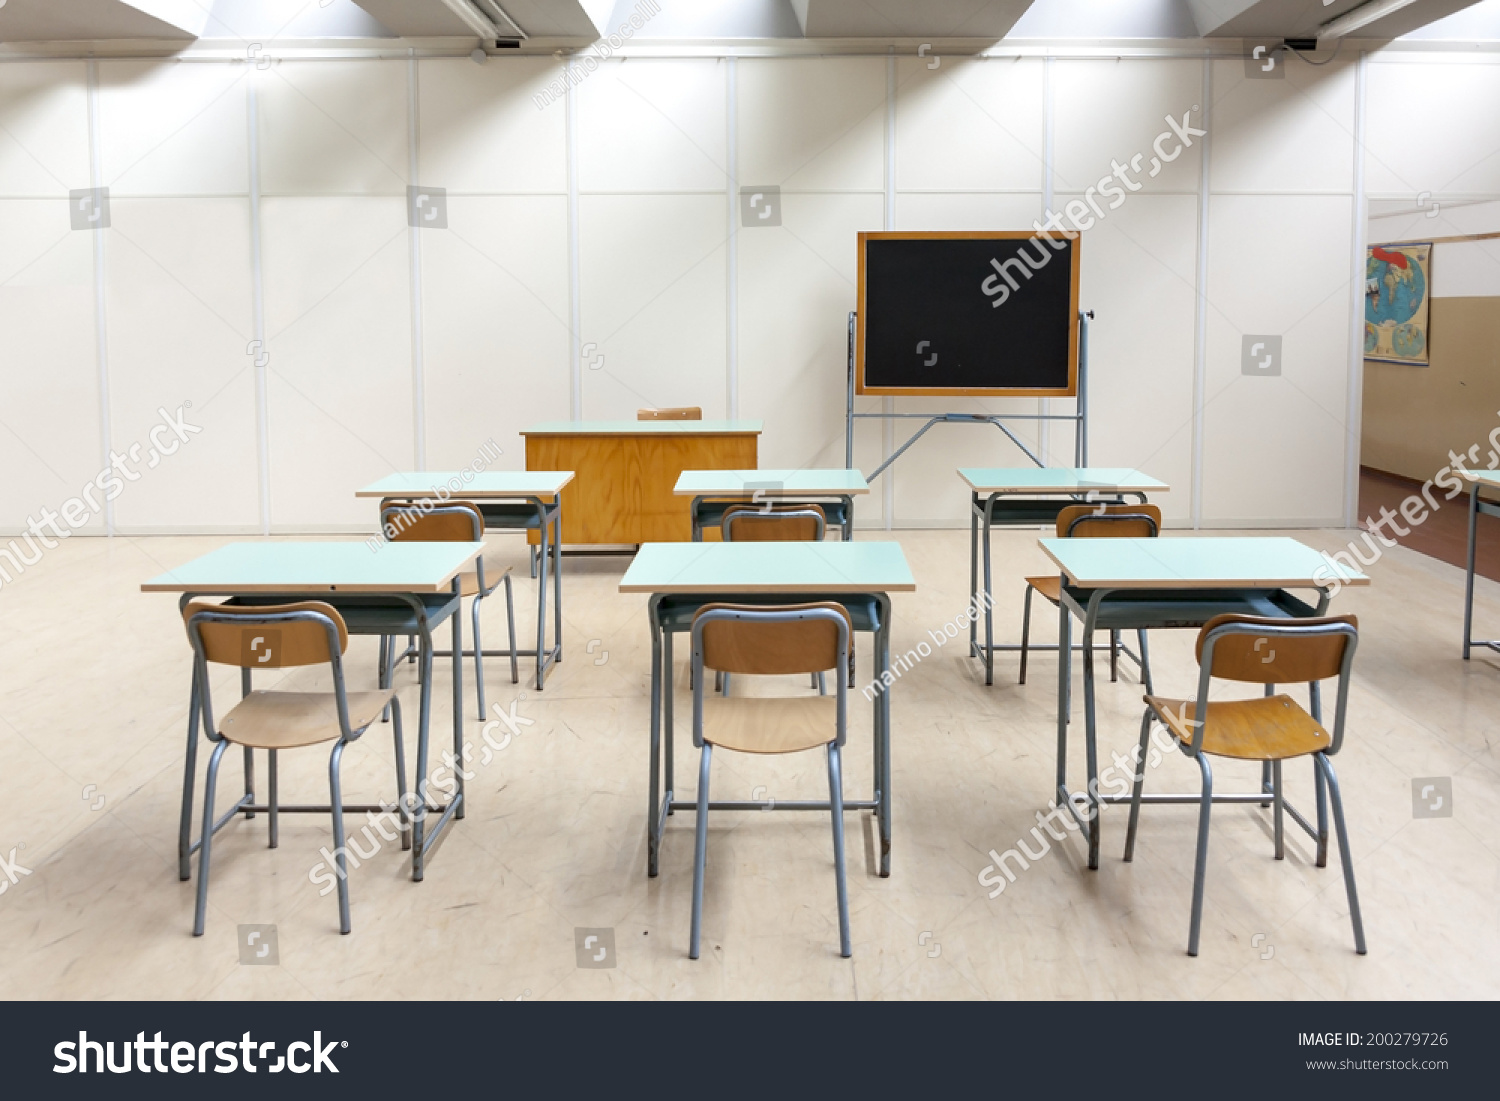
857, 232, 1080, 396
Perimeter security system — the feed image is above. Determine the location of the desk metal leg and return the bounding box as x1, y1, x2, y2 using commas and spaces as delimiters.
178, 672, 202, 881
1082, 604, 1101, 870
969, 496, 979, 659
535, 510, 550, 689
552, 506, 563, 663
452, 589, 464, 821
981, 497, 995, 685
841, 495, 853, 541
1465, 482, 1478, 659
1055, 591, 1071, 817
876, 593, 893, 877
663, 630, 675, 815
647, 597, 663, 877
410, 620, 436, 881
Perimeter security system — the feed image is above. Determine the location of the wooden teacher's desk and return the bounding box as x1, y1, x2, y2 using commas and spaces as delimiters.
522, 420, 761, 544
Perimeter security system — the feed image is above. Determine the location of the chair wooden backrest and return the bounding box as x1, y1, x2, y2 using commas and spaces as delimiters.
1056, 502, 1161, 539
694, 601, 851, 675
183, 601, 348, 668
638, 407, 702, 421
1196, 613, 1358, 686
379, 499, 484, 543
721, 503, 826, 542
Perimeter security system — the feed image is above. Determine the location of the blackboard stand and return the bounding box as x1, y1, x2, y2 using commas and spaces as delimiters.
844, 309, 1093, 479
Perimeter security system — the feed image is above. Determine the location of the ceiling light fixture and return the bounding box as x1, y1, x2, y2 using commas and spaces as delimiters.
1317, 0, 1422, 40
439, 0, 527, 41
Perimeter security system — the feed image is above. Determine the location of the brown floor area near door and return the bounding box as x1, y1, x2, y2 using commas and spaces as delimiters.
1358, 466, 1500, 583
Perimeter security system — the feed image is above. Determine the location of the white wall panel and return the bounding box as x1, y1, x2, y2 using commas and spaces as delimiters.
895, 58, 1044, 193
1070, 192, 1198, 525
0, 202, 101, 533
420, 196, 572, 466
1053, 59, 1203, 197
104, 199, 259, 532
578, 193, 727, 419
261, 197, 413, 530
579, 59, 727, 193
739, 192, 883, 482
737, 58, 885, 192
1201, 194, 1352, 525
1365, 59, 1500, 199
98, 62, 248, 196
419, 58, 568, 195
258, 61, 407, 196
1210, 58, 1356, 194
0, 62, 89, 198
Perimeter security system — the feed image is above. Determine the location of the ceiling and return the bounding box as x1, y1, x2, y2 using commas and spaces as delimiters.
0, 0, 1489, 43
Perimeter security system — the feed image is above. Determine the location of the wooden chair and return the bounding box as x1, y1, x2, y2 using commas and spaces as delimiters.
688, 602, 853, 959
1125, 613, 1366, 957
638, 407, 702, 420
184, 601, 408, 935
719, 503, 830, 693
1019, 503, 1161, 690
378, 499, 517, 720
721, 502, 826, 542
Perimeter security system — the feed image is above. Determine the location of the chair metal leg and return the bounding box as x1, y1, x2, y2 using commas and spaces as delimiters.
1272, 758, 1285, 860
529, 544, 538, 579
1314, 755, 1330, 868
193, 740, 229, 937
1316, 753, 1366, 954
1019, 584, 1033, 685
379, 635, 391, 722
267, 748, 279, 849
242, 741, 255, 821
815, 671, 826, 695
1187, 753, 1214, 957
1136, 629, 1153, 694
471, 593, 487, 721
329, 740, 352, 935
504, 573, 519, 684
689, 744, 713, 960
828, 742, 851, 958
1124, 709, 1153, 862
1110, 629, 1120, 683
391, 696, 411, 851
179, 672, 202, 882
720, 672, 730, 697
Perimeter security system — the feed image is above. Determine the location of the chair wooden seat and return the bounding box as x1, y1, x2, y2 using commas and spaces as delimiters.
1025, 575, 1062, 604
220, 688, 398, 750
1145, 692, 1331, 761
459, 555, 513, 598
701, 696, 836, 754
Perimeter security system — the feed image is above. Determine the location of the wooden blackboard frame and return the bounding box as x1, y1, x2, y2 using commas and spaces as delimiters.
855, 230, 1082, 398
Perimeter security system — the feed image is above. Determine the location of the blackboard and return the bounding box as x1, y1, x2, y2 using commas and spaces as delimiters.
856, 231, 1080, 397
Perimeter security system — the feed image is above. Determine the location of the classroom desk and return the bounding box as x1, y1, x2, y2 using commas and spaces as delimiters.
673, 468, 870, 541
523, 420, 761, 544
961, 467, 1170, 685
143, 540, 484, 882
1039, 536, 1368, 870
620, 541, 915, 878
1461, 469, 1500, 659
356, 471, 574, 688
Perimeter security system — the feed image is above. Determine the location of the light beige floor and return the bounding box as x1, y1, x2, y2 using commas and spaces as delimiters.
2, 527, 1498, 1000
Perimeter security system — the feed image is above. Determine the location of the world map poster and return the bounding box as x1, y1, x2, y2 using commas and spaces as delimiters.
1364, 242, 1432, 365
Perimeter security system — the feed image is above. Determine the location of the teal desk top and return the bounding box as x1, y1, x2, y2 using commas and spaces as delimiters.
524, 420, 763, 435
142, 541, 485, 594
1458, 469, 1500, 488
674, 469, 871, 496
960, 467, 1169, 494
1038, 536, 1369, 590
620, 541, 915, 594
356, 471, 574, 499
